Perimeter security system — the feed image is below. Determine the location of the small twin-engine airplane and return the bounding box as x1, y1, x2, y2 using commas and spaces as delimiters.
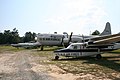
54, 33, 120, 60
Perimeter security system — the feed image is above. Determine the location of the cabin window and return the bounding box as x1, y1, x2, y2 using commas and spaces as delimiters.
73, 45, 77, 49
58, 39, 60, 41
39, 38, 42, 40
53, 38, 57, 41
48, 38, 50, 40
46, 38, 50, 40
43, 38, 45, 40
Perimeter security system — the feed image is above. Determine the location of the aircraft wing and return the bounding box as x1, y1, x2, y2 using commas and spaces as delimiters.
88, 33, 120, 44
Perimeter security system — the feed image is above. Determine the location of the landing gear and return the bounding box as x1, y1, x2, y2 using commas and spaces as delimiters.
96, 49, 102, 59
96, 54, 102, 59
41, 46, 44, 51
55, 56, 59, 60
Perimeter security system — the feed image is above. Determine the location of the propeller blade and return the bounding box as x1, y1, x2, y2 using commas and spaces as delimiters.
68, 32, 73, 45
63, 32, 73, 48
61, 35, 65, 47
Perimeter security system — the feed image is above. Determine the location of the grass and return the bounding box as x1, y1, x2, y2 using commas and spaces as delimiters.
0, 45, 120, 79
0, 45, 26, 53
33, 48, 120, 79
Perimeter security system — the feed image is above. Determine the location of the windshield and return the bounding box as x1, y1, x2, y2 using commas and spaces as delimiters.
67, 44, 81, 49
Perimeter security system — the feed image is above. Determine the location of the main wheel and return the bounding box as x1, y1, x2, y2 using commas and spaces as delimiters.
55, 56, 59, 60
41, 46, 43, 51
96, 54, 102, 59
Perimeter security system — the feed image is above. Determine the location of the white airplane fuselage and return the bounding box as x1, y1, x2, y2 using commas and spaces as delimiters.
37, 33, 84, 46
37, 33, 63, 46
36, 34, 109, 47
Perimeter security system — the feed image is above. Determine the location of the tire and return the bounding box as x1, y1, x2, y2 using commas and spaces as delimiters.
96, 54, 102, 59
55, 56, 59, 60
41, 46, 43, 51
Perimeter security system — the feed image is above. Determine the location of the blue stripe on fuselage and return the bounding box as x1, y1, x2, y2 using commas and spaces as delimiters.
54, 48, 116, 53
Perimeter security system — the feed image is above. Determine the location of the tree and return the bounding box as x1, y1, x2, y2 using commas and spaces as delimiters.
92, 30, 100, 35
23, 32, 36, 42
0, 28, 36, 44
0, 28, 20, 44
4, 30, 11, 44
0, 33, 5, 44
11, 28, 20, 43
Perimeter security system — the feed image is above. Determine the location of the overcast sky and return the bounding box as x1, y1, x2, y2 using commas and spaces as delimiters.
0, 0, 120, 36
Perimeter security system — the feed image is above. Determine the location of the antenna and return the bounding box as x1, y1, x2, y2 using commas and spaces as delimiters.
90, 31, 91, 35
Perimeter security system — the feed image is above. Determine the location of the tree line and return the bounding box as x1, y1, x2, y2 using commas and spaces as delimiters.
0, 28, 100, 45
0, 28, 36, 44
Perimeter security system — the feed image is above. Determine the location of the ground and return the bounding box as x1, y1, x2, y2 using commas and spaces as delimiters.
0, 46, 120, 80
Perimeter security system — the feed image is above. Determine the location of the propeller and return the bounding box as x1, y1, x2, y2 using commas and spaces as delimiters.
64, 32, 73, 47
68, 32, 73, 44
61, 35, 65, 47
61, 32, 73, 48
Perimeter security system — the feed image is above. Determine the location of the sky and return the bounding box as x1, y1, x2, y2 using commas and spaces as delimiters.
0, 0, 120, 36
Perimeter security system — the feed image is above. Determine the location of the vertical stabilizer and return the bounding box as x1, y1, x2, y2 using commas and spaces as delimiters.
100, 22, 111, 36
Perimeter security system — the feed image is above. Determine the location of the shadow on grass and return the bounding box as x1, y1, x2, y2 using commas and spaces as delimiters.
52, 56, 120, 72
109, 51, 120, 54
84, 57, 120, 72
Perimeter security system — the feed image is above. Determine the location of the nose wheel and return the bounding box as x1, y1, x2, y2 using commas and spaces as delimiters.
96, 54, 102, 59
55, 56, 59, 60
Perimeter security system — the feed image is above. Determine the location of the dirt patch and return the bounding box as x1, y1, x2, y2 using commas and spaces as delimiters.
31, 63, 80, 80
48, 65, 80, 80
0, 51, 54, 80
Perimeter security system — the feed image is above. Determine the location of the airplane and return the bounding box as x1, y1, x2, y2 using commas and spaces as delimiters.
36, 22, 112, 50
11, 42, 41, 49
53, 33, 120, 60
11, 22, 112, 50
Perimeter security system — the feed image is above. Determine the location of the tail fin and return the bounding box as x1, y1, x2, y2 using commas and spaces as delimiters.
100, 22, 112, 36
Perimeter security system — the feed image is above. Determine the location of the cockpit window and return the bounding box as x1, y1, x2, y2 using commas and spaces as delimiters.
67, 45, 73, 49
67, 45, 78, 49
67, 44, 82, 49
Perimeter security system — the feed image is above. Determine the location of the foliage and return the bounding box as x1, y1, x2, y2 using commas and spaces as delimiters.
92, 30, 100, 35
0, 28, 36, 44
0, 28, 20, 44
23, 32, 36, 42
